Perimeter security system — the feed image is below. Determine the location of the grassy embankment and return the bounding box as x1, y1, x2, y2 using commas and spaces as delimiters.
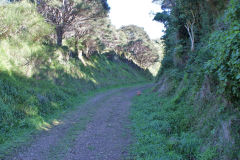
130, 70, 239, 160
0, 1, 150, 156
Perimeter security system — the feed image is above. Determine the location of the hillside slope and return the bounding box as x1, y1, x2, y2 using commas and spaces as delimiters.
0, 1, 150, 153
129, 0, 240, 159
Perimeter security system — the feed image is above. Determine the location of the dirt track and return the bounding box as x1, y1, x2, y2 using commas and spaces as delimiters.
8, 85, 150, 160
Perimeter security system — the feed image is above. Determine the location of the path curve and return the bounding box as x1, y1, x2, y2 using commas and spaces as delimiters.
7, 84, 150, 160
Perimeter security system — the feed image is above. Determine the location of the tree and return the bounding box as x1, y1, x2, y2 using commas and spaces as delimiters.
37, 0, 109, 46
119, 25, 159, 68
125, 40, 157, 68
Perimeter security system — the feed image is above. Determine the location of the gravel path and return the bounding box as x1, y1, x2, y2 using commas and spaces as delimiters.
7, 85, 150, 160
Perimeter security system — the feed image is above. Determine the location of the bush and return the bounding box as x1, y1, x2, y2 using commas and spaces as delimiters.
161, 50, 174, 69
205, 0, 240, 102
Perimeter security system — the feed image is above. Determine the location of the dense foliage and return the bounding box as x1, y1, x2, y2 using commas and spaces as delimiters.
206, 0, 240, 103
155, 0, 239, 103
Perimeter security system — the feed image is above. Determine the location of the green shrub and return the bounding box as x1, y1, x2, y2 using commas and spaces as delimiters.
160, 50, 174, 69
205, 0, 240, 102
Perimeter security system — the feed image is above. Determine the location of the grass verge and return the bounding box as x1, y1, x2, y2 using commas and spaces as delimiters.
130, 84, 239, 160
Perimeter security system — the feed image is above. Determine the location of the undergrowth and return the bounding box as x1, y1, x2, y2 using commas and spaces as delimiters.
130, 73, 240, 160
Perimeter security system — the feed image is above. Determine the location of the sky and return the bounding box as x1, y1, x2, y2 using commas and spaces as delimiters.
108, 0, 164, 39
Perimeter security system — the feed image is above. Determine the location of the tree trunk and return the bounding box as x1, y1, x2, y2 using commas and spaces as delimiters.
190, 24, 195, 52
78, 50, 87, 66
185, 24, 195, 52
56, 25, 63, 46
